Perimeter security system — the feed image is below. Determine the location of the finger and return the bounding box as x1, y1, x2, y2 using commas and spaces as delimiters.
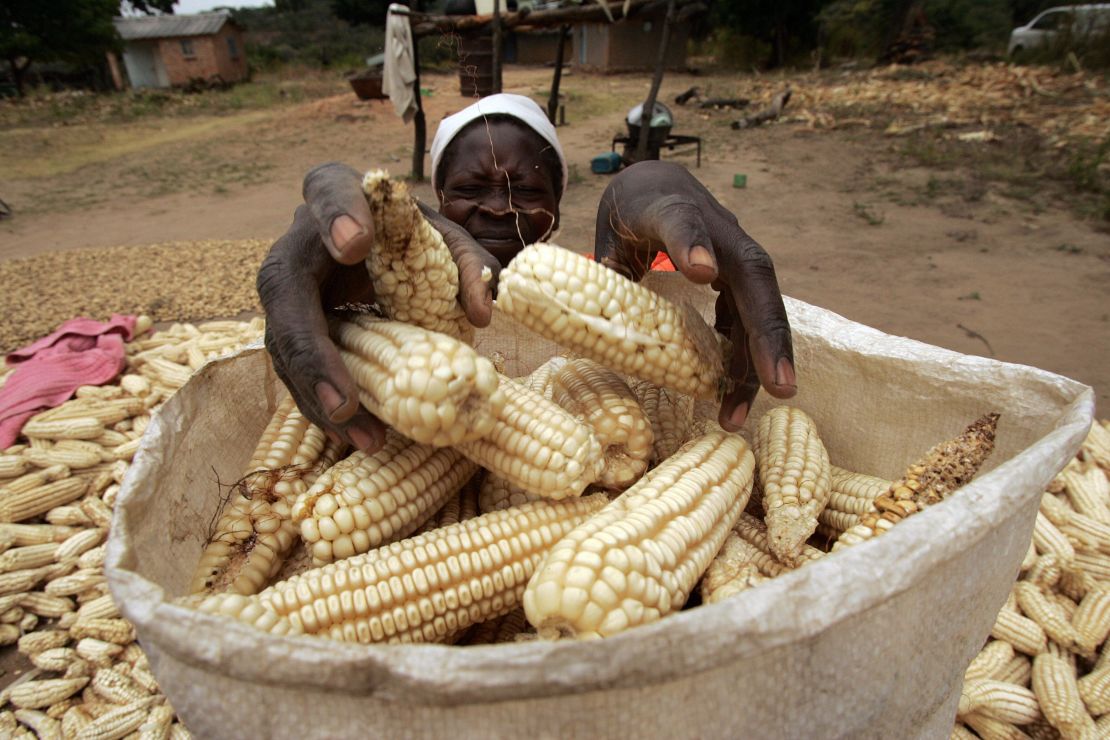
714, 293, 761, 431
418, 200, 499, 328
303, 162, 375, 265
642, 195, 719, 284
712, 223, 796, 400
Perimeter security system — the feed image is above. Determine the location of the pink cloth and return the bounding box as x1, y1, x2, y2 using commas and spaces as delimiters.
0, 315, 139, 448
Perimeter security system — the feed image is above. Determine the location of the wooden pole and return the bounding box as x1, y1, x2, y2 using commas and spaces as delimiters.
410, 2, 426, 181
635, 0, 676, 164
410, 0, 705, 38
547, 25, 570, 124
492, 0, 502, 94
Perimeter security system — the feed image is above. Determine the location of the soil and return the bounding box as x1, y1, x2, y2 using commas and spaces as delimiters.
1, 65, 1107, 413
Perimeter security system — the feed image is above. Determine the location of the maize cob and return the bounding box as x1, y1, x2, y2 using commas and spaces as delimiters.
45, 569, 105, 598
0, 543, 60, 573
20, 417, 104, 442
69, 619, 135, 645
13, 709, 61, 740
46, 506, 92, 528
459, 607, 533, 645
1032, 653, 1097, 739
627, 379, 695, 467
1073, 549, 1110, 580
1040, 494, 1110, 554
74, 385, 122, 401
834, 413, 1000, 551
0, 455, 28, 479
224, 494, 610, 644
0, 478, 88, 523
18, 629, 71, 655
76, 697, 158, 740
996, 655, 1033, 688
54, 530, 106, 564
1077, 664, 1110, 715
950, 725, 978, 740
19, 593, 74, 619
816, 466, 892, 537
525, 432, 755, 639
730, 511, 825, 570
1033, 513, 1077, 567
699, 534, 772, 604
91, 669, 148, 705
361, 169, 471, 340
1073, 586, 1110, 657
476, 473, 542, 514
966, 640, 1017, 682
1014, 582, 1079, 652
1, 465, 71, 497
991, 603, 1048, 656
0, 625, 18, 645
28, 647, 78, 673
957, 679, 1041, 724
292, 431, 478, 565
753, 406, 831, 566
456, 377, 605, 500
549, 359, 653, 490
9, 678, 89, 710
496, 243, 725, 399
168, 723, 192, 740
415, 479, 481, 532
62, 707, 94, 738
46, 698, 78, 720
1026, 554, 1062, 590
520, 357, 567, 400
334, 316, 503, 446
187, 405, 339, 595
24, 445, 101, 471
1060, 462, 1110, 525
36, 398, 145, 427
75, 639, 123, 666
138, 704, 174, 740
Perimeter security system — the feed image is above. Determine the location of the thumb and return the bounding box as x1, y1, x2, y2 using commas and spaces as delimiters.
643, 196, 719, 284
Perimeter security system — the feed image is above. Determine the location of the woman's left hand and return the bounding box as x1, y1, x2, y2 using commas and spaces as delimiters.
593, 160, 796, 430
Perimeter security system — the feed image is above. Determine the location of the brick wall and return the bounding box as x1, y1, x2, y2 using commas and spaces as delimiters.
157, 26, 249, 87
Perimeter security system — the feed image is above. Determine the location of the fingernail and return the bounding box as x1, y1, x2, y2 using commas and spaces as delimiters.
315, 381, 346, 421
775, 358, 797, 389
689, 245, 715, 268
331, 215, 365, 253
726, 402, 749, 430
347, 424, 376, 451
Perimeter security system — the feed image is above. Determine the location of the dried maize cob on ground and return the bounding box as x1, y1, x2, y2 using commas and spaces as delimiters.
333, 315, 504, 447
834, 412, 1000, 551
361, 169, 471, 341
549, 359, 653, 490
524, 431, 755, 639
292, 430, 479, 565
456, 376, 605, 501
191, 494, 609, 645
953, 422, 1110, 739
188, 397, 341, 594
496, 243, 725, 399
628, 379, 695, 466
753, 406, 832, 566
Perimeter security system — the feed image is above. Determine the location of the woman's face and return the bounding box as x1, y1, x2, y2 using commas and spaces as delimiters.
438, 119, 561, 266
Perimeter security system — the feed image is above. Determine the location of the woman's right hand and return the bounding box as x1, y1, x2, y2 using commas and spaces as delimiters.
256, 163, 500, 452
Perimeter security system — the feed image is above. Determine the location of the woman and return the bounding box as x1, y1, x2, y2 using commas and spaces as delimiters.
257, 94, 796, 453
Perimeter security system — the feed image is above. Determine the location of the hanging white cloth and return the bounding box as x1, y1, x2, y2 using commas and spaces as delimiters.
383, 4, 417, 122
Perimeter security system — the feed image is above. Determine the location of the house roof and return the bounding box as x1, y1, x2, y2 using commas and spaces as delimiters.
113, 11, 234, 41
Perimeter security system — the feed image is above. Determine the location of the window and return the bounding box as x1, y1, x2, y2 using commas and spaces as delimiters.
227, 36, 239, 60
1032, 11, 1071, 31
180, 39, 196, 59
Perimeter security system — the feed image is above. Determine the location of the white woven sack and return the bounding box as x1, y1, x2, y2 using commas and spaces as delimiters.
106, 273, 1094, 739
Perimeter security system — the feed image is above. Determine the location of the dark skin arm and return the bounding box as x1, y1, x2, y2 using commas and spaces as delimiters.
256, 163, 499, 451
594, 160, 796, 430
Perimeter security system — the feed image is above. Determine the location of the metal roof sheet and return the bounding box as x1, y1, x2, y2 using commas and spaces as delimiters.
114, 12, 233, 41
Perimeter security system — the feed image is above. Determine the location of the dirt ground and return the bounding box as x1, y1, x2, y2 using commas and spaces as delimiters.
1, 64, 1107, 414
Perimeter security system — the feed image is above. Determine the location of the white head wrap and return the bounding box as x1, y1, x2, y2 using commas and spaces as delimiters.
429, 93, 568, 199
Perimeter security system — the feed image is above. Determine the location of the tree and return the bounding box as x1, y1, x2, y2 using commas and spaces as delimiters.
126, 0, 177, 14
0, 0, 121, 96
331, 0, 391, 27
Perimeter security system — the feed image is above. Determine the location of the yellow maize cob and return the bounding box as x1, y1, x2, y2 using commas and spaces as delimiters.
75, 638, 123, 666
76, 697, 159, 740
753, 406, 831, 566
549, 359, 653, 490
496, 243, 724, 399
334, 316, 503, 446
91, 668, 148, 705
24, 444, 102, 471
74, 385, 122, 400
524, 432, 755, 639
0, 478, 88, 523
457, 377, 605, 500
1032, 652, 1098, 739
203, 494, 610, 644
995, 655, 1032, 687
1072, 586, 1110, 657
1080, 421, 1110, 469
1073, 548, 1110, 580
991, 603, 1048, 656
138, 704, 174, 740
957, 679, 1042, 724
628, 379, 695, 466
45, 569, 105, 597
1025, 554, 1062, 590
961, 716, 1029, 740
1077, 664, 1110, 715
292, 431, 479, 565
168, 723, 192, 740
834, 413, 1000, 551
33, 397, 144, 426
18, 629, 70, 655
79, 498, 114, 530
1060, 462, 1110, 524
949, 724, 977, 740
361, 169, 471, 340
54, 529, 106, 563
816, 466, 892, 537
965, 640, 1016, 682
699, 533, 772, 604
0, 455, 28, 479
20, 416, 104, 441
45, 506, 92, 528
1033, 512, 1077, 566
0, 543, 60, 572
19, 592, 74, 619
69, 618, 135, 644
1040, 493, 1110, 554
1, 465, 70, 498
1014, 582, 1079, 652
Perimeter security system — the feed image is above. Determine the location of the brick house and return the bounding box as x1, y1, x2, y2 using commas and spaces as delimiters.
113, 12, 248, 89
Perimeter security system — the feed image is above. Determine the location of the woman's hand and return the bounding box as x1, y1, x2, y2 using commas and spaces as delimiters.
256, 163, 499, 451
593, 160, 796, 431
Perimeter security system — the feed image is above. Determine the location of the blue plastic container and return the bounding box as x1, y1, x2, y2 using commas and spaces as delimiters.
591, 152, 622, 175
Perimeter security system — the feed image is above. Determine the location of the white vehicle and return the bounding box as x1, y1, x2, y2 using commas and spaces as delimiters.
1008, 4, 1110, 56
